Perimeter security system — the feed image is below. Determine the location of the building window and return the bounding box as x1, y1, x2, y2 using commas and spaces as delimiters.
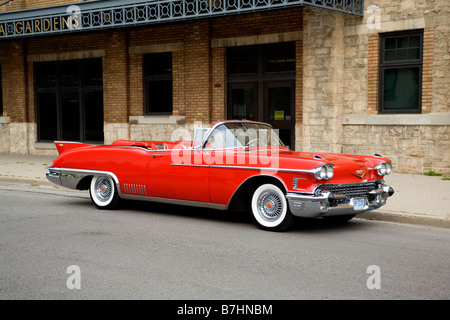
35, 59, 103, 142
144, 52, 173, 115
379, 30, 423, 114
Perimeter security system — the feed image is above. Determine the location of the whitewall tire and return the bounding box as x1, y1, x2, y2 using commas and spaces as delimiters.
250, 183, 293, 231
89, 175, 119, 209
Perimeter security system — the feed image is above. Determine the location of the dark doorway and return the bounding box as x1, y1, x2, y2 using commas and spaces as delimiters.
227, 42, 295, 148
35, 59, 103, 143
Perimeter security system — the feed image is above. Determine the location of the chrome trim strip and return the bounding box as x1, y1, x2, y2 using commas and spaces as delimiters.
211, 165, 314, 174
171, 163, 315, 174
170, 164, 209, 168
121, 194, 226, 210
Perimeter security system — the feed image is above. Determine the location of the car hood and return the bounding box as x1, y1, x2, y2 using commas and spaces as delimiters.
276, 150, 378, 183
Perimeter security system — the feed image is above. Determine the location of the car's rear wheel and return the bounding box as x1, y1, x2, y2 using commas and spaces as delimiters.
250, 183, 293, 231
89, 175, 119, 209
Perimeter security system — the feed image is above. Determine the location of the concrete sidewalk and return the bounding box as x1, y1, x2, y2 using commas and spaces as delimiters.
1, 152, 449, 228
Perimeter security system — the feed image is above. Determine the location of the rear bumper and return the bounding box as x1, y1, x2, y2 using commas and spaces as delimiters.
46, 167, 63, 186
46, 167, 120, 190
286, 183, 394, 218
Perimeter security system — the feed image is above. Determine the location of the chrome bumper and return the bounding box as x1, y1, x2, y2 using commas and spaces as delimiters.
286, 183, 394, 218
46, 167, 120, 191
46, 167, 85, 189
46, 167, 63, 186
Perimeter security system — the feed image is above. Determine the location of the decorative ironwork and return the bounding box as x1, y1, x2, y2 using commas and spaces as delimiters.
0, 0, 364, 40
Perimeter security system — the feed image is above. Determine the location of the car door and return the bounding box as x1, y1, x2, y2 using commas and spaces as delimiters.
147, 148, 211, 203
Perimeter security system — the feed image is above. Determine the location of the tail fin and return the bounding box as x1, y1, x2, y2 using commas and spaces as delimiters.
55, 141, 90, 155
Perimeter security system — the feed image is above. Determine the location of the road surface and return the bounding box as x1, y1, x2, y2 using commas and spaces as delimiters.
0, 184, 449, 300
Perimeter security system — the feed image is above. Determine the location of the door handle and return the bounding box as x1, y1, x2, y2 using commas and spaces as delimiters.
152, 154, 162, 159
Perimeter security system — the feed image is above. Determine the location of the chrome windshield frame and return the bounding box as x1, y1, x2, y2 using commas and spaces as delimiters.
200, 120, 284, 150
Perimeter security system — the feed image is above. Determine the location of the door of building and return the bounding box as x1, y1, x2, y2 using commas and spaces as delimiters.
264, 80, 295, 149
35, 58, 103, 143
227, 42, 296, 148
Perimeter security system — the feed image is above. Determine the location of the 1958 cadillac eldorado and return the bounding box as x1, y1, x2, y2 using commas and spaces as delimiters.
46, 120, 394, 231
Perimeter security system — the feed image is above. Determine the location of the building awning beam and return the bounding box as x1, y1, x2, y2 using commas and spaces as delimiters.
0, 0, 364, 40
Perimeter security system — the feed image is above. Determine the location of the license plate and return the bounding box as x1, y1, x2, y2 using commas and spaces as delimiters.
352, 198, 366, 211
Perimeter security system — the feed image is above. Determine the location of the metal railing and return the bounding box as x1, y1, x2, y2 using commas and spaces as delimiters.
0, 0, 364, 40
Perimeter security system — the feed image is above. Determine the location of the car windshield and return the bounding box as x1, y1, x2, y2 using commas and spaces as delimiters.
204, 122, 284, 149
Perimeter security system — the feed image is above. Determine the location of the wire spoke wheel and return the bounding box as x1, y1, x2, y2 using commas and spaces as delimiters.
90, 175, 119, 209
251, 183, 293, 231
257, 191, 284, 222
94, 177, 113, 202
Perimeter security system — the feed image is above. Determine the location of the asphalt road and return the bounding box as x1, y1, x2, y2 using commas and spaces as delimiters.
0, 184, 449, 300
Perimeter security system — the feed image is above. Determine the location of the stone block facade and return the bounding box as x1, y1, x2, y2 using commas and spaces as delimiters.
0, 0, 448, 174
342, 124, 450, 174
299, 1, 450, 174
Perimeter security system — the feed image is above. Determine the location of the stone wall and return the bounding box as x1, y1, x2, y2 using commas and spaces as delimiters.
0, 118, 10, 153
130, 124, 186, 142
344, 0, 449, 174
298, 0, 450, 174
300, 7, 345, 153
342, 124, 449, 174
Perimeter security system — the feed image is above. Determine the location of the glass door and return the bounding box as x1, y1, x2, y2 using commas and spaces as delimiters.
228, 82, 258, 121
227, 42, 296, 149
264, 81, 295, 148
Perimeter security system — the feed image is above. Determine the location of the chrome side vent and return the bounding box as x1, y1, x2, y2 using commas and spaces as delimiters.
123, 183, 147, 196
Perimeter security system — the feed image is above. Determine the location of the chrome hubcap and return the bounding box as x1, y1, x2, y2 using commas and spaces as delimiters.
95, 177, 112, 202
257, 191, 283, 222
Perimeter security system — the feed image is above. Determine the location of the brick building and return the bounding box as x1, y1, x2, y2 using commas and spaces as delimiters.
0, 0, 449, 174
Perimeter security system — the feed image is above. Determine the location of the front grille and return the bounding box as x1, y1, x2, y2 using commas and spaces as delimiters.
316, 182, 378, 205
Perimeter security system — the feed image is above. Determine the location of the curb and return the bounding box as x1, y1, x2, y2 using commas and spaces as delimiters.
0, 176, 53, 187
357, 211, 450, 229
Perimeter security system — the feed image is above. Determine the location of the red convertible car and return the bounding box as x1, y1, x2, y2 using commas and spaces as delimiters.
46, 120, 394, 231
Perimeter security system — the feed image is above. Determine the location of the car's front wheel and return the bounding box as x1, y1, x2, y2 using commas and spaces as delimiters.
89, 175, 120, 209
250, 183, 293, 231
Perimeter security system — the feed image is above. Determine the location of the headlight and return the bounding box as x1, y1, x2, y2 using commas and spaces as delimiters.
385, 162, 392, 175
375, 161, 392, 176
320, 166, 327, 179
314, 164, 334, 180
326, 165, 334, 179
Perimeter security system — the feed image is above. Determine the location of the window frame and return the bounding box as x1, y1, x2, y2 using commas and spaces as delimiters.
34, 58, 103, 143
378, 29, 424, 114
144, 52, 173, 115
